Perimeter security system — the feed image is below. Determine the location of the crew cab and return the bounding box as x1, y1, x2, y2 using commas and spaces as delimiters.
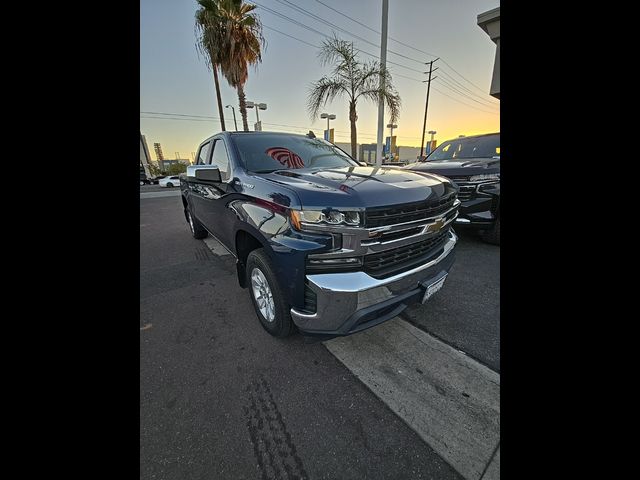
405, 133, 500, 244
180, 132, 460, 339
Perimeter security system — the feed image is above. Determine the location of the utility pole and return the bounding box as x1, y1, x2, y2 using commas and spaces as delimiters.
419, 58, 439, 159
375, 0, 389, 167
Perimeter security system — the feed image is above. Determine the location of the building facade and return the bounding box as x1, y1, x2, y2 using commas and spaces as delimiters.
477, 7, 500, 99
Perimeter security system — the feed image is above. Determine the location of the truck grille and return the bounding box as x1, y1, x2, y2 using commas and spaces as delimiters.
446, 176, 475, 202
365, 193, 456, 228
363, 228, 450, 279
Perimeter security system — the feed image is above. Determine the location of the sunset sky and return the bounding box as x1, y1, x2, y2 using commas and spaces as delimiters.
141, 0, 500, 160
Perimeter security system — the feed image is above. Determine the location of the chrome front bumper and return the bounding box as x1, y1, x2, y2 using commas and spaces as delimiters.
291, 229, 457, 336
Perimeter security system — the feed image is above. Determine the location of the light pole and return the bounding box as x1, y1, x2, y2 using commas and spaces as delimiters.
225, 105, 238, 131
320, 113, 336, 141
386, 123, 397, 159
427, 130, 436, 154
246, 101, 267, 131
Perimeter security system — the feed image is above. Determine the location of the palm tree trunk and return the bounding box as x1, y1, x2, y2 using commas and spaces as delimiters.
237, 84, 250, 131
349, 101, 358, 159
213, 66, 226, 131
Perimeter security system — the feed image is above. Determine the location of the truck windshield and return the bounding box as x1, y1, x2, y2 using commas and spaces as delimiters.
426, 134, 500, 161
232, 134, 358, 173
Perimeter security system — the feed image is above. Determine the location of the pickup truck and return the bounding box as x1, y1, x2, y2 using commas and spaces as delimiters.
405, 133, 500, 244
180, 131, 460, 339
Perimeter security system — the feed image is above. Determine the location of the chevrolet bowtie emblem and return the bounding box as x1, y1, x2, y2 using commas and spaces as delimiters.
425, 217, 445, 234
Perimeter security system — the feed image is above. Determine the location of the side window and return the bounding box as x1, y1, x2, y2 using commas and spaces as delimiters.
211, 139, 230, 181
197, 141, 211, 165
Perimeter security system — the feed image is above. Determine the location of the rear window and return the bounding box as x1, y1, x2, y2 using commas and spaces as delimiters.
232, 134, 357, 173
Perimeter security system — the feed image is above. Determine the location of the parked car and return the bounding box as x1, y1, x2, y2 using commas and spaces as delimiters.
405, 133, 500, 245
159, 175, 181, 188
181, 131, 460, 339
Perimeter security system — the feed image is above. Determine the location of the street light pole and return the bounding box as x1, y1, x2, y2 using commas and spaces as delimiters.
225, 105, 238, 131
386, 123, 397, 160
320, 113, 336, 141
246, 101, 267, 131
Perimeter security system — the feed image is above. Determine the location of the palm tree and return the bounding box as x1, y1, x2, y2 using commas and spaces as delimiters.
308, 36, 401, 159
195, 0, 227, 131
216, 0, 264, 132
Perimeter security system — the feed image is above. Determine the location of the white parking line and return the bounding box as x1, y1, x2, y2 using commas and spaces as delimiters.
325, 319, 500, 480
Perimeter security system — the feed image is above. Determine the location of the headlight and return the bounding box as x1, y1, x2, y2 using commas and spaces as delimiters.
469, 173, 500, 182
290, 209, 361, 230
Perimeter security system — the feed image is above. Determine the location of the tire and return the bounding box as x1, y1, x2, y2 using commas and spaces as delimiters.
246, 248, 294, 338
480, 215, 500, 245
186, 208, 208, 239
140, 180, 145, 186
166, 182, 174, 188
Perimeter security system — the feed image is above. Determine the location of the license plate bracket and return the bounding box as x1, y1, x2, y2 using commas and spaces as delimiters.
422, 273, 448, 304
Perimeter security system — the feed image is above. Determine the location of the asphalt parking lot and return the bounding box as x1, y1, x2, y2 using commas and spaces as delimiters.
140, 193, 500, 479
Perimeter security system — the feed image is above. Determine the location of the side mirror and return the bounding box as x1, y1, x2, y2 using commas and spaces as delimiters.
187, 164, 221, 183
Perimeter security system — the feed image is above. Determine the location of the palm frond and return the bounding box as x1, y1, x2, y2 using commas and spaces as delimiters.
307, 77, 349, 120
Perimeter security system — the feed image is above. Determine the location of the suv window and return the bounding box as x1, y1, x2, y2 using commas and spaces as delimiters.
211, 139, 230, 181
197, 141, 211, 165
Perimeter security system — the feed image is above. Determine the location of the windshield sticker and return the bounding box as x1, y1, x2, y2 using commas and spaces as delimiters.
265, 147, 305, 169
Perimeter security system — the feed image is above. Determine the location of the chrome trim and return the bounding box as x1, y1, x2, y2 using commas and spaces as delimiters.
306, 230, 456, 293
455, 218, 471, 224
290, 230, 457, 331
362, 211, 458, 246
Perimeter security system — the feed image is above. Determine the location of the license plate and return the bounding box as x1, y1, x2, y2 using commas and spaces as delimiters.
422, 274, 448, 304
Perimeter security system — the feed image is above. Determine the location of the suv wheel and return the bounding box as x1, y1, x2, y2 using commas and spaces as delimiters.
480, 215, 500, 245
186, 209, 207, 239
246, 248, 294, 338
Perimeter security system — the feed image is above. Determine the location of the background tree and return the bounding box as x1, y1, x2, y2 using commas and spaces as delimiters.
166, 163, 188, 175
308, 36, 401, 159
195, 0, 227, 131
217, 0, 264, 131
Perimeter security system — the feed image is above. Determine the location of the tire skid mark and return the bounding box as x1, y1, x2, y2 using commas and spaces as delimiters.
243, 376, 308, 480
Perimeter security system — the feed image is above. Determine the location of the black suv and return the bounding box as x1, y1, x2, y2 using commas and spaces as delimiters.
405, 133, 500, 244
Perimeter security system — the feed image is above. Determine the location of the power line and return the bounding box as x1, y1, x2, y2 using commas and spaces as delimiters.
435, 77, 500, 109
270, 0, 426, 66
260, 25, 500, 116
438, 68, 499, 105
140, 111, 425, 140
312, 0, 494, 98
430, 87, 500, 115
254, 3, 425, 74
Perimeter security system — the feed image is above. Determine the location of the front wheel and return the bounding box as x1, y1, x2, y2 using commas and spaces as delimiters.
166, 182, 174, 188
480, 215, 500, 245
246, 249, 294, 338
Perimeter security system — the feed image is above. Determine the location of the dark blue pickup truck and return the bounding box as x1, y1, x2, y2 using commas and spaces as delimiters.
180, 131, 460, 339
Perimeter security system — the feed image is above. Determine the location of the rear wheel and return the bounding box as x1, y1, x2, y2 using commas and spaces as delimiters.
186, 209, 207, 239
246, 249, 294, 338
480, 215, 500, 245
166, 182, 174, 188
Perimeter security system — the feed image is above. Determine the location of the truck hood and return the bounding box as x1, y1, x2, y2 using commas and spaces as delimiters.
259, 166, 454, 209
404, 157, 500, 177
